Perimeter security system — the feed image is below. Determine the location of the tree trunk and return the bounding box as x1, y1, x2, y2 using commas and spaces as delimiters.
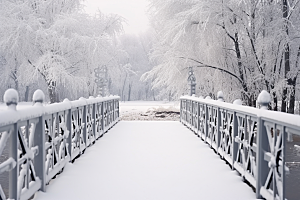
152, 90, 155, 101
25, 86, 30, 102
288, 78, 296, 113
121, 73, 127, 101
282, 0, 289, 113
48, 81, 57, 104
233, 33, 250, 106
127, 83, 131, 101
272, 91, 278, 111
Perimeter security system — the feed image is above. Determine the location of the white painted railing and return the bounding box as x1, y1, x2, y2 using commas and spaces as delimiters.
180, 91, 299, 200
0, 89, 119, 200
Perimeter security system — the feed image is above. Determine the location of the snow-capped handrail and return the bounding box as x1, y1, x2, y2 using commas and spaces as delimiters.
180, 90, 298, 200
0, 88, 119, 200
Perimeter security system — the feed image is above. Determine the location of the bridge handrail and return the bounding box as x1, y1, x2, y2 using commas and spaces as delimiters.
0, 89, 119, 200
180, 91, 299, 200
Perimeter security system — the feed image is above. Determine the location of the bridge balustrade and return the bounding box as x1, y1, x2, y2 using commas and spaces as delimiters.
180, 91, 299, 200
0, 89, 119, 200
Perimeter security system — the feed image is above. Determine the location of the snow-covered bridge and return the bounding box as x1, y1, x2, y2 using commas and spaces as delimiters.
33, 121, 255, 200
0, 89, 299, 200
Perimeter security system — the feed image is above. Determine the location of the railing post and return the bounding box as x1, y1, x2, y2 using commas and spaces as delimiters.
80, 98, 87, 148
4, 89, 19, 200
117, 98, 120, 121
191, 100, 194, 129
232, 110, 238, 169
217, 107, 221, 149
217, 91, 224, 102
216, 91, 223, 149
256, 90, 270, 198
63, 99, 72, 160
101, 101, 104, 134
281, 128, 287, 200
180, 99, 182, 123
112, 99, 116, 122
197, 101, 200, 135
232, 99, 242, 169
32, 90, 46, 192
9, 122, 18, 200
204, 104, 208, 141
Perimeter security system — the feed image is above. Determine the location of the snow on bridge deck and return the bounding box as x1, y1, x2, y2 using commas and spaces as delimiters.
34, 121, 256, 200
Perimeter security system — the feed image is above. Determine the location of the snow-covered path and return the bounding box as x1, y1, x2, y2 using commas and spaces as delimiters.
34, 121, 256, 200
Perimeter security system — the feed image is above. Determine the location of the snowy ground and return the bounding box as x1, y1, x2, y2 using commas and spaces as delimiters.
120, 101, 180, 121
33, 121, 256, 200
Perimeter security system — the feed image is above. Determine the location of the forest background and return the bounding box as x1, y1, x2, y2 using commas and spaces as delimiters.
1, 0, 300, 114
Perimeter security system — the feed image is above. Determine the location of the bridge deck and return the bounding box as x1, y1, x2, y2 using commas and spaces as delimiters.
34, 121, 256, 200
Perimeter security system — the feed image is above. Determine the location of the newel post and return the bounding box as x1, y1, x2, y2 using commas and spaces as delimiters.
4, 89, 19, 199
32, 89, 46, 192
256, 90, 271, 198
217, 91, 224, 102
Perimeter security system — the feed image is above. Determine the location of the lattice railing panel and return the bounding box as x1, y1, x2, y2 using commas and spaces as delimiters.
70, 107, 85, 160
218, 109, 234, 164
180, 91, 298, 200
0, 88, 119, 200
44, 111, 70, 183
198, 103, 206, 140
234, 113, 257, 186
86, 104, 95, 147
95, 102, 103, 139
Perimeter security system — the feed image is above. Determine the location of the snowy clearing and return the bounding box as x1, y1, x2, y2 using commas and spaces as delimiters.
33, 121, 256, 200
120, 101, 180, 121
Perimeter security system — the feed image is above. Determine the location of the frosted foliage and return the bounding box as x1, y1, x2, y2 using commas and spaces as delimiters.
3, 89, 19, 104
0, 0, 124, 102
257, 90, 271, 104
146, 0, 300, 107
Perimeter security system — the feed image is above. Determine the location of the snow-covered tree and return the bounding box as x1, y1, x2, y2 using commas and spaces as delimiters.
145, 0, 300, 111
0, 0, 124, 103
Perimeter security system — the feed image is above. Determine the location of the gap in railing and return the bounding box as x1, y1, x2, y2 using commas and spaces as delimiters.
119, 101, 180, 121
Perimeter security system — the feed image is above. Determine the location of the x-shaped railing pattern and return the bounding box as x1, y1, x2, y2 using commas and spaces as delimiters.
0, 89, 119, 200
181, 92, 298, 200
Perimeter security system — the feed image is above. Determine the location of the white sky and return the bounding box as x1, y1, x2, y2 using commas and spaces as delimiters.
84, 0, 150, 34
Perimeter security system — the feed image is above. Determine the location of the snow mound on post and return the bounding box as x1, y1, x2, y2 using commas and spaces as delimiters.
4, 88, 19, 105
233, 99, 242, 105
217, 91, 224, 100
257, 90, 271, 104
33, 89, 45, 103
